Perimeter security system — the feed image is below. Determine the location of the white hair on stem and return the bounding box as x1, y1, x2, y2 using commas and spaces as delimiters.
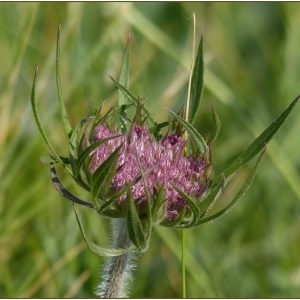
96, 218, 138, 298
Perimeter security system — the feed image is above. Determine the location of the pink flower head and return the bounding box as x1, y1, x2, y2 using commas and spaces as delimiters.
89, 122, 207, 223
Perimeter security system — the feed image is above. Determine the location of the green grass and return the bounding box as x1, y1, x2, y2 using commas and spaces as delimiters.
1, 2, 300, 298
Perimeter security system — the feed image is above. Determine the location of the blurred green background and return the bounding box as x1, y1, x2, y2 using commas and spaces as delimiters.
1, 2, 300, 298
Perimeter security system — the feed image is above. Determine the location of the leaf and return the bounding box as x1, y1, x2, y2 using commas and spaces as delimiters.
56, 25, 73, 138
126, 188, 147, 250
207, 105, 221, 144
107, 74, 156, 126
69, 118, 89, 175
188, 33, 204, 124
134, 149, 153, 239
118, 33, 131, 105
168, 110, 208, 155
40, 155, 70, 165
152, 186, 167, 224
149, 121, 169, 138
90, 146, 121, 201
31, 66, 71, 173
98, 192, 125, 217
172, 184, 201, 227
198, 176, 225, 220
75, 135, 122, 177
50, 163, 94, 208
198, 147, 266, 225
212, 94, 300, 189
119, 33, 131, 133
30, 66, 61, 162
98, 175, 143, 214
73, 203, 136, 257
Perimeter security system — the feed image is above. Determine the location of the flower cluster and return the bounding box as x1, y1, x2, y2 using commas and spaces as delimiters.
89, 122, 207, 222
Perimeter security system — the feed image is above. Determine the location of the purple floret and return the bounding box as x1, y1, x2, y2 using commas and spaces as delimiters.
89, 123, 207, 221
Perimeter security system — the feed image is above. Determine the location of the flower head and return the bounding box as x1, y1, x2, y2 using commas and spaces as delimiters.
89, 121, 207, 223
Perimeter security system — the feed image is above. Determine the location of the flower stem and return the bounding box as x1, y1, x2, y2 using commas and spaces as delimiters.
96, 219, 136, 298
182, 229, 186, 298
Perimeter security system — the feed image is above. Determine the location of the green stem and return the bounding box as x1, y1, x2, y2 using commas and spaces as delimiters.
96, 219, 137, 298
182, 229, 186, 298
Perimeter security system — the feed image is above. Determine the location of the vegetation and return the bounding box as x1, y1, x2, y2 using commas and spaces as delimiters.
1, 2, 300, 297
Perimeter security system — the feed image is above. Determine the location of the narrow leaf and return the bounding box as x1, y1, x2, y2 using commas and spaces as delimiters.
31, 67, 72, 175
199, 177, 225, 220
212, 95, 300, 189
118, 33, 131, 105
168, 110, 208, 155
134, 149, 153, 239
119, 33, 131, 133
152, 186, 167, 224
90, 146, 121, 201
73, 204, 136, 256
198, 147, 266, 225
172, 184, 201, 227
149, 121, 169, 137
126, 189, 147, 250
98, 175, 143, 213
107, 74, 156, 126
189, 33, 204, 124
40, 155, 70, 165
207, 105, 221, 144
69, 118, 89, 175
50, 163, 94, 208
98, 193, 124, 216
75, 135, 122, 177
56, 25, 72, 138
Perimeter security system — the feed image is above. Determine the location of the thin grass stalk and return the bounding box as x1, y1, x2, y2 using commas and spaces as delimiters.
181, 229, 186, 298
181, 13, 196, 298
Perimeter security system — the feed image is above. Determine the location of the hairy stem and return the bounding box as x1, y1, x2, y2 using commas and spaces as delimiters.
96, 219, 137, 298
